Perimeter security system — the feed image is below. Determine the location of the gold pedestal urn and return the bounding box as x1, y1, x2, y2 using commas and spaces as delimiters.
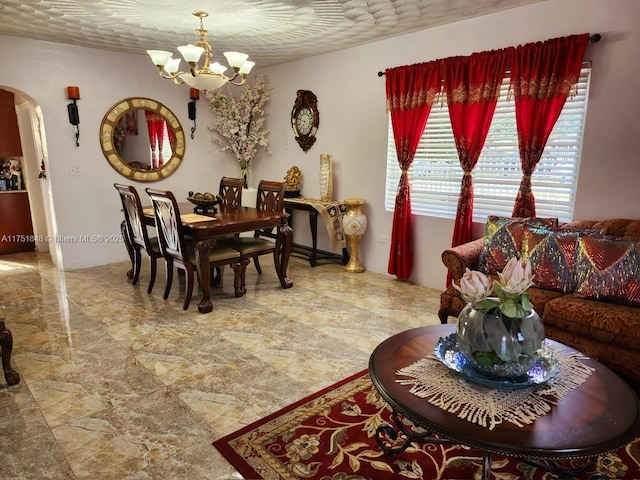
342, 198, 367, 273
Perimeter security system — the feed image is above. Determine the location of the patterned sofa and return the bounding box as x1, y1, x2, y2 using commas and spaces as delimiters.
439, 218, 640, 383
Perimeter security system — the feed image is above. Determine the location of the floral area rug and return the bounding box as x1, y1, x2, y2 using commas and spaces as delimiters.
213, 370, 640, 479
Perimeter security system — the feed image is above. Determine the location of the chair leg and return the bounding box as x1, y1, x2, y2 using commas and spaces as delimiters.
147, 256, 157, 294
183, 264, 195, 310
122, 220, 135, 280
233, 259, 249, 297
253, 256, 263, 275
132, 247, 142, 285
163, 259, 173, 300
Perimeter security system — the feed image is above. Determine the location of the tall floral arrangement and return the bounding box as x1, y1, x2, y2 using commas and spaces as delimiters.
207, 75, 273, 178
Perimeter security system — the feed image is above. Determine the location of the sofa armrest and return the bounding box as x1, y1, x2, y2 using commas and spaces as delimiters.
441, 238, 484, 281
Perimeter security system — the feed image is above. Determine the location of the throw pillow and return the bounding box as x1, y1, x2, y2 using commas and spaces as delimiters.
521, 225, 596, 293
574, 235, 640, 306
479, 216, 558, 274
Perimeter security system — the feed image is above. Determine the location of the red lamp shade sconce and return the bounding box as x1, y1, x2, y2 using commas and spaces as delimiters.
67, 86, 80, 147
188, 88, 199, 139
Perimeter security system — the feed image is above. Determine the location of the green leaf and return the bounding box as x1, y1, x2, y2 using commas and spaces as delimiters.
521, 293, 533, 314
473, 351, 499, 366
474, 298, 499, 312
492, 282, 506, 300
499, 298, 520, 318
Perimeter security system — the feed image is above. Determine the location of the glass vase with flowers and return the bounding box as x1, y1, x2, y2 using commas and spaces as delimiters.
453, 258, 545, 378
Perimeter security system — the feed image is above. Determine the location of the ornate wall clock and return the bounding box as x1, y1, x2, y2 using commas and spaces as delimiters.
291, 90, 319, 152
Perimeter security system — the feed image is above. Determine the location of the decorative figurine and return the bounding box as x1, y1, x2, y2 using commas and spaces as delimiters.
284, 166, 302, 198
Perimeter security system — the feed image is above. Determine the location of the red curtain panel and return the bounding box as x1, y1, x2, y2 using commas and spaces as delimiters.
385, 61, 441, 279
145, 111, 164, 169
443, 50, 510, 285
510, 34, 589, 217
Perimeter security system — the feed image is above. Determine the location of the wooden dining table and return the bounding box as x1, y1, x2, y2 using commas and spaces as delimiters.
133, 203, 293, 313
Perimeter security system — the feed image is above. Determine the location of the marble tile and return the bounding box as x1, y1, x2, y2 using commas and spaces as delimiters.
52, 391, 214, 479
0, 251, 443, 478
0, 384, 75, 479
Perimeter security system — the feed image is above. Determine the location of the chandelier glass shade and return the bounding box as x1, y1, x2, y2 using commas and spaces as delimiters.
146, 11, 255, 91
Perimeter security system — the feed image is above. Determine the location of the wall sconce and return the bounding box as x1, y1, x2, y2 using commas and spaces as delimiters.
67, 86, 80, 147
188, 88, 199, 139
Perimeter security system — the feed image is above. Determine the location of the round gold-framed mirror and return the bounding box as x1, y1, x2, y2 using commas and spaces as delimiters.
100, 97, 185, 182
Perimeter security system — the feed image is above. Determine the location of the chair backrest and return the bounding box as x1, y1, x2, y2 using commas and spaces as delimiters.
114, 183, 155, 252
256, 180, 285, 214
145, 188, 188, 263
218, 177, 245, 210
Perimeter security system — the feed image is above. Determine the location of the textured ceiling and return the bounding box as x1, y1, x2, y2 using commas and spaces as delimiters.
0, 0, 545, 67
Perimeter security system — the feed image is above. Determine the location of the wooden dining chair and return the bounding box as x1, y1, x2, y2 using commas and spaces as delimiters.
114, 183, 162, 293
217, 176, 245, 211
145, 188, 244, 310
223, 180, 286, 276
213, 177, 245, 281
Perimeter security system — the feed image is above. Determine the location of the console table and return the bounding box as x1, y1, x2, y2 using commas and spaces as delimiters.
369, 324, 640, 480
258, 198, 348, 267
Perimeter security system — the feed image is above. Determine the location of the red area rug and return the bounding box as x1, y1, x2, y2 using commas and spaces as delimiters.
213, 370, 640, 479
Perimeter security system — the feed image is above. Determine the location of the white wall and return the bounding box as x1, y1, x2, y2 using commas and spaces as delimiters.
0, 0, 638, 291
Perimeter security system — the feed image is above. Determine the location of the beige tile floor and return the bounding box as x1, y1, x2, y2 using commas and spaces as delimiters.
0, 251, 443, 479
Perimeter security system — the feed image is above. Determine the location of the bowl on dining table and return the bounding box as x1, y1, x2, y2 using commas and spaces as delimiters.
187, 191, 219, 208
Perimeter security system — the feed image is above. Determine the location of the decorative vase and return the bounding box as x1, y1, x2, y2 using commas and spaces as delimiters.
342, 198, 367, 273
241, 166, 252, 189
456, 303, 545, 378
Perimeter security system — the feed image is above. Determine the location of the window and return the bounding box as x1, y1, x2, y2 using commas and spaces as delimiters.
159, 122, 173, 165
385, 67, 591, 223
149, 121, 174, 167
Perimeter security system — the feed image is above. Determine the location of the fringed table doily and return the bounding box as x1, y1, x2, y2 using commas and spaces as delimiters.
396, 347, 594, 430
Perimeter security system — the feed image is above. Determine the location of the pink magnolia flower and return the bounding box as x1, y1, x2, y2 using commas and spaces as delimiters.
453, 268, 493, 303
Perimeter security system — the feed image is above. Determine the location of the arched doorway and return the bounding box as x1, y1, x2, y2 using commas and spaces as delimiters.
0, 86, 60, 267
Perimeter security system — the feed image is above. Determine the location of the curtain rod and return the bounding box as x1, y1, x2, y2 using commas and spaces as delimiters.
376, 33, 602, 77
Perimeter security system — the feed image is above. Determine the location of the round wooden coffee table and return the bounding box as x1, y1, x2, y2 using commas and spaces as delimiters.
369, 324, 640, 479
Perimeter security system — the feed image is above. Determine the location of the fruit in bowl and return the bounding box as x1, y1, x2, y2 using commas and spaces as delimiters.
187, 191, 218, 207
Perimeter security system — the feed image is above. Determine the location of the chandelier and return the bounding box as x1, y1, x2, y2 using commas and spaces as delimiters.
146, 10, 255, 91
